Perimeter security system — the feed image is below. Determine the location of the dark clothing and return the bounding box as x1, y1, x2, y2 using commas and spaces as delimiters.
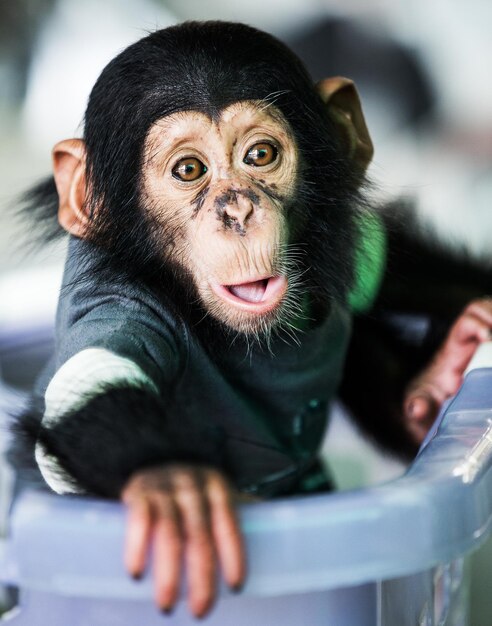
32, 237, 351, 496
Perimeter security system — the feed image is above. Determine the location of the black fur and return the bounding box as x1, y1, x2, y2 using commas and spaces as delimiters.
18, 176, 64, 244
22, 21, 369, 324
19, 22, 486, 492
378, 201, 492, 317
13, 387, 226, 498
13, 22, 377, 495
340, 202, 492, 459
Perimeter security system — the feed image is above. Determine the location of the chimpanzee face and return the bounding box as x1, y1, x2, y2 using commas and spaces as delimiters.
51, 24, 372, 343
142, 100, 302, 335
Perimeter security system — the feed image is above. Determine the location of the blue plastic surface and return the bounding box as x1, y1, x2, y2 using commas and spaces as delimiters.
1, 367, 492, 624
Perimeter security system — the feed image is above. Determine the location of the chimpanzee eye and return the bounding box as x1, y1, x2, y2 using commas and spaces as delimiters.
172, 157, 208, 182
243, 142, 278, 167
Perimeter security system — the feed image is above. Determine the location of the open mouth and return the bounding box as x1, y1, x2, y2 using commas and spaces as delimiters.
212, 275, 288, 313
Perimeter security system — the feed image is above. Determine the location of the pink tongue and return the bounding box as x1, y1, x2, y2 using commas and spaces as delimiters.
229, 279, 268, 303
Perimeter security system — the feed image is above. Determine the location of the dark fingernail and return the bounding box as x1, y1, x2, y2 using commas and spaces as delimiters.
160, 606, 174, 616
230, 582, 243, 594
193, 602, 214, 620
194, 612, 209, 621
131, 572, 142, 581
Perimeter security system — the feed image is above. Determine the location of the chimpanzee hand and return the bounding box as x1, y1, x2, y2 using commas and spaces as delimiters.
404, 298, 492, 444
121, 464, 246, 618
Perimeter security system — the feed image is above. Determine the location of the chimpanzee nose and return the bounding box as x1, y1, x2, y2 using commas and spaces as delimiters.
225, 192, 254, 225
214, 188, 257, 233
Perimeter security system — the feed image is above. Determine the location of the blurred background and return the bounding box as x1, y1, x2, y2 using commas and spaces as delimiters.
0, 0, 491, 622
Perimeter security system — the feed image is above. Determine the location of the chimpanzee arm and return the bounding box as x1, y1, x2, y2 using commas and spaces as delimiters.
13, 238, 226, 497
16, 325, 226, 497
340, 203, 492, 460
30, 385, 224, 498
378, 200, 492, 317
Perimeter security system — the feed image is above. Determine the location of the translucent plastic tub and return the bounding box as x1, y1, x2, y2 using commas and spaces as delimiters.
1, 349, 492, 625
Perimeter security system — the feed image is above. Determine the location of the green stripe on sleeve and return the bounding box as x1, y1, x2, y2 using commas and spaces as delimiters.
348, 212, 387, 314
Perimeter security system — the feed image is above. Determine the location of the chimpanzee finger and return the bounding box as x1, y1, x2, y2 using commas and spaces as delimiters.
405, 392, 440, 444
206, 471, 246, 591
123, 497, 152, 579
462, 299, 492, 327
406, 413, 435, 445
450, 312, 491, 347
406, 393, 438, 422
172, 470, 216, 618
152, 493, 182, 614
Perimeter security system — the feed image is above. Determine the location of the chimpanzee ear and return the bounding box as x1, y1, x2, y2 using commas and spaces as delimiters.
316, 77, 374, 171
52, 138, 89, 237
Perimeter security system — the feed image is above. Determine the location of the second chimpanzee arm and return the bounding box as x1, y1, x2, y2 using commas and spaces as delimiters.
340, 204, 492, 459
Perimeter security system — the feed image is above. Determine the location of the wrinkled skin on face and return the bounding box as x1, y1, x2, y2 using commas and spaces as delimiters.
142, 101, 301, 335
